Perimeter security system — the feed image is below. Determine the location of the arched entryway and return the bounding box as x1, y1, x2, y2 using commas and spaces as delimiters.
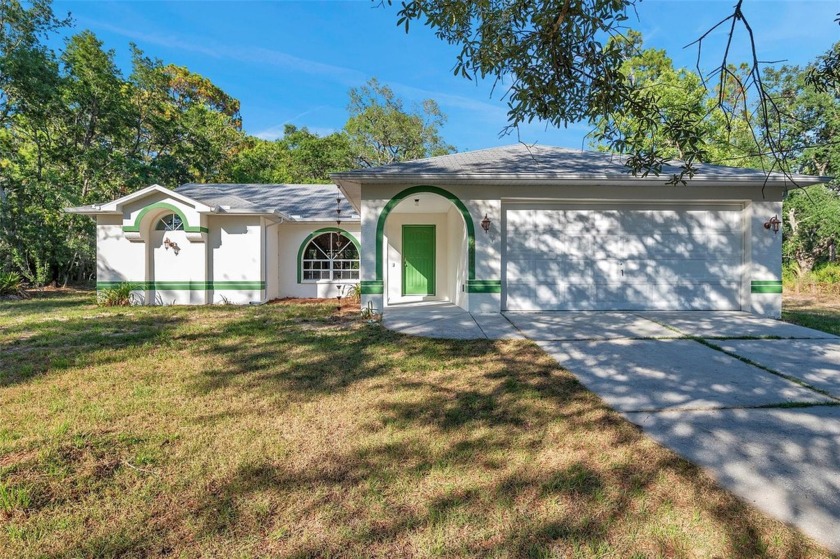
375, 186, 475, 308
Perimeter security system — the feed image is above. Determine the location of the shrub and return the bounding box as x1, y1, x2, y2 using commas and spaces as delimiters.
782, 263, 800, 285
813, 262, 840, 284
97, 283, 135, 306
0, 271, 23, 296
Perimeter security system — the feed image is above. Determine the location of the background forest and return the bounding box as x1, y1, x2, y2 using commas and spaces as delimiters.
0, 0, 838, 290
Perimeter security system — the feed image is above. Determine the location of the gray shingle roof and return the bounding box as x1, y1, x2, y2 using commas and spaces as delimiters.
176, 183, 358, 221
331, 144, 828, 184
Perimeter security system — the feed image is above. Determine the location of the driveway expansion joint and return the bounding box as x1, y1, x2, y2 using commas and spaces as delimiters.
623, 401, 840, 415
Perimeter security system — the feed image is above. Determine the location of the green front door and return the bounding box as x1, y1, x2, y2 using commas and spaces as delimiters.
402, 225, 436, 295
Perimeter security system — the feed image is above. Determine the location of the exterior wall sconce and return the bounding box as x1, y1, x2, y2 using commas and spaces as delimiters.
764, 215, 781, 235
164, 238, 180, 255
480, 213, 491, 233
414, 198, 420, 207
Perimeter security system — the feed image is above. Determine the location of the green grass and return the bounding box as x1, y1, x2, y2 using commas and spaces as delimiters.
783, 290, 840, 336
783, 308, 840, 337
0, 291, 835, 558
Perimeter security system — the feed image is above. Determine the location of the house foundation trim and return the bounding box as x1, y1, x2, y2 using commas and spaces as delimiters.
466, 279, 501, 293
97, 280, 265, 290
360, 280, 384, 295
751, 280, 783, 294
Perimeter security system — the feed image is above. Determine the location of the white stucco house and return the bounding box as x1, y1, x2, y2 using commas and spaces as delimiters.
68, 145, 826, 317
66, 182, 361, 305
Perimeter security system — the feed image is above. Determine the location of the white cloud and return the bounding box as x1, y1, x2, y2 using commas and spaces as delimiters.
81, 19, 365, 84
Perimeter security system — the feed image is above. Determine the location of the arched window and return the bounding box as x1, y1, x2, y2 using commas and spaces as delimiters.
301, 232, 359, 281
155, 213, 184, 231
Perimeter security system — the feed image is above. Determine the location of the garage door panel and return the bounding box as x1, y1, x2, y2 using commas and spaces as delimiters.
705, 281, 742, 310
505, 282, 536, 310
534, 283, 568, 310
506, 209, 536, 229
625, 259, 741, 282
705, 209, 744, 231
549, 259, 618, 282
505, 235, 534, 257
506, 259, 534, 281
503, 205, 744, 311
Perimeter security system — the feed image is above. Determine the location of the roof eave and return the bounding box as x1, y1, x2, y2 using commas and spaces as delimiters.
100, 184, 212, 213
205, 208, 297, 221
64, 207, 121, 216
330, 172, 829, 186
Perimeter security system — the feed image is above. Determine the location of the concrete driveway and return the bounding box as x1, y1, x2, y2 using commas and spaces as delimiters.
504, 311, 840, 554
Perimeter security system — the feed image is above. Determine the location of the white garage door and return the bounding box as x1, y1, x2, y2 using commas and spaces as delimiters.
503, 204, 745, 311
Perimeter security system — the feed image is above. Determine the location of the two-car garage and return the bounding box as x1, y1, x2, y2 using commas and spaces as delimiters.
502, 203, 746, 311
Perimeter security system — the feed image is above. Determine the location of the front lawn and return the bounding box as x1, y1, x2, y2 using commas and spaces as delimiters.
783, 292, 840, 336
0, 292, 833, 558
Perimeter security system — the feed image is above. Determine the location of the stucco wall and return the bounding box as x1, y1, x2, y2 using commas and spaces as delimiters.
447, 206, 468, 310
276, 222, 362, 299
207, 215, 262, 304
97, 214, 145, 284
265, 219, 281, 301
360, 181, 786, 315
384, 212, 450, 304
747, 200, 784, 317
97, 201, 210, 305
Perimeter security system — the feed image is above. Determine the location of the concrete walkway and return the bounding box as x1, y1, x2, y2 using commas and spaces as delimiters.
383, 306, 840, 553
382, 302, 523, 340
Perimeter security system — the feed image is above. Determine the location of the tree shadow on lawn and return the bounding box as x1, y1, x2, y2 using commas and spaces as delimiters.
0, 310, 187, 387
190, 318, 405, 399
182, 310, 823, 558
0, 291, 94, 318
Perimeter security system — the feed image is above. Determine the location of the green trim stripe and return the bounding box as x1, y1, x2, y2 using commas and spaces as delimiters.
97, 281, 264, 291
467, 279, 501, 293
375, 186, 475, 283
123, 202, 208, 234
751, 280, 783, 294
360, 280, 384, 295
296, 227, 360, 283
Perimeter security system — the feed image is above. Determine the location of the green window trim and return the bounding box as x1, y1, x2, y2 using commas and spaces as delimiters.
97, 281, 264, 290
296, 227, 361, 283
374, 186, 475, 283
751, 280, 783, 294
123, 202, 208, 234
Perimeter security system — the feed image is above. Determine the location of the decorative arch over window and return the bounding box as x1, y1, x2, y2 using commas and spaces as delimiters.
155, 213, 184, 231
298, 228, 360, 282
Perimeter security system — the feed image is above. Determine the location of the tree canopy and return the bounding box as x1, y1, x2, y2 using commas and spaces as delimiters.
385, 0, 840, 182
784, 185, 840, 273
222, 125, 354, 184
0, 1, 455, 285
344, 78, 454, 167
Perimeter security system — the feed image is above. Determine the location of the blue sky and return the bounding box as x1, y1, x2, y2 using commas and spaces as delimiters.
50, 0, 840, 152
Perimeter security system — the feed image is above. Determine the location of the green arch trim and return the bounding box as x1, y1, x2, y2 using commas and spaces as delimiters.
297, 227, 361, 283
123, 202, 208, 234
375, 186, 475, 283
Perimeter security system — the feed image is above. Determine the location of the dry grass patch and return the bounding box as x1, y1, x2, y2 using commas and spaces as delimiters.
0, 291, 835, 558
